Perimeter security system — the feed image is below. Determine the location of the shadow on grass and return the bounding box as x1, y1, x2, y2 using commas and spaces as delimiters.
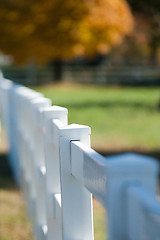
56, 100, 160, 113
0, 153, 16, 189
61, 100, 159, 112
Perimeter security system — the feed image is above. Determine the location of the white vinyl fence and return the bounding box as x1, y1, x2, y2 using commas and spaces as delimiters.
0, 74, 160, 240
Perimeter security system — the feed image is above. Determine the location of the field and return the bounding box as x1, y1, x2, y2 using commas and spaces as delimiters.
35, 84, 160, 152
1, 84, 160, 240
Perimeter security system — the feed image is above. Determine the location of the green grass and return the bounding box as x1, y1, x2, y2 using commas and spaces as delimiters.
93, 199, 106, 240
34, 83, 160, 151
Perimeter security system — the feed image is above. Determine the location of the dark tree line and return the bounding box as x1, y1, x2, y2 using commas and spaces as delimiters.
128, 0, 160, 65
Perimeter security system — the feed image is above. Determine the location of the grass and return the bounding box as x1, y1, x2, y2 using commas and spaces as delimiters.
0, 156, 32, 240
0, 129, 32, 240
0, 188, 32, 240
34, 83, 160, 151
93, 199, 106, 240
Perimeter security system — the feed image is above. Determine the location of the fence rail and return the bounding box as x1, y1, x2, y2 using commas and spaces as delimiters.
1, 64, 160, 86
0, 73, 160, 240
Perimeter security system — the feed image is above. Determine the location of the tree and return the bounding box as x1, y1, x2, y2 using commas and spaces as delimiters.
127, 0, 160, 110
0, 0, 134, 81
127, 0, 160, 65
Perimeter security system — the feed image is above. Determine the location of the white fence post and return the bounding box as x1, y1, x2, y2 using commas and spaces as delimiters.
29, 99, 52, 240
0, 80, 20, 182
13, 87, 45, 227
12, 85, 43, 186
126, 181, 160, 240
43, 106, 68, 240
58, 124, 94, 240
104, 153, 159, 240
27, 97, 51, 239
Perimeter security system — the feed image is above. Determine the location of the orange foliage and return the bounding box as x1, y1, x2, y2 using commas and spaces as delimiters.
0, 0, 134, 63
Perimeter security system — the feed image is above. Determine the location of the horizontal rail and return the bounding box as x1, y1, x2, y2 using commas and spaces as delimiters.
126, 185, 160, 240
71, 141, 107, 206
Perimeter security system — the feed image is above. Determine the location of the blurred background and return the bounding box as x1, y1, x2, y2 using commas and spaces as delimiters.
0, 0, 160, 239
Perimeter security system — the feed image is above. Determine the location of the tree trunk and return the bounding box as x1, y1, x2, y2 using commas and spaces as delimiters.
149, 38, 159, 66
52, 60, 63, 82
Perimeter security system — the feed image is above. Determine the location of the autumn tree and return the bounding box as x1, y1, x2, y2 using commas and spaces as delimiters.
127, 0, 160, 65
0, 0, 134, 81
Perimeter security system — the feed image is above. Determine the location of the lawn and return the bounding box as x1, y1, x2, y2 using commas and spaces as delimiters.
35, 83, 160, 151
0, 128, 32, 240
0, 187, 32, 240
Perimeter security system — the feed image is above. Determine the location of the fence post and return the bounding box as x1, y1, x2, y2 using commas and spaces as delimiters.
27, 97, 51, 239
13, 85, 43, 186
13, 88, 44, 223
58, 123, 94, 240
126, 184, 160, 240
43, 106, 68, 240
104, 153, 159, 240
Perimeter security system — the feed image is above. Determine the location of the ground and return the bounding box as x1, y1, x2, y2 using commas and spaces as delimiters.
0, 128, 32, 240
